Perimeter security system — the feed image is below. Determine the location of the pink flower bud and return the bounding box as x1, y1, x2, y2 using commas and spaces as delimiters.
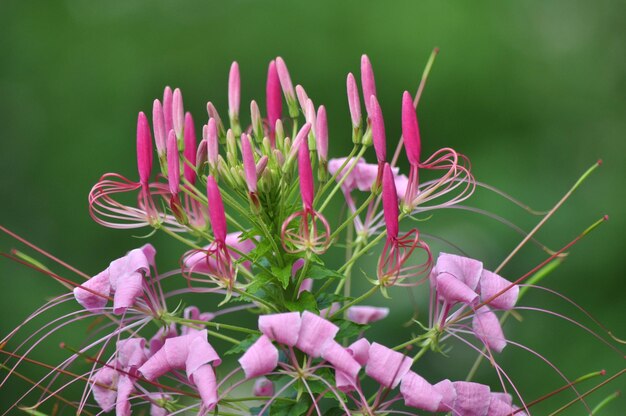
196, 137, 208, 168
152, 99, 166, 155
316, 105, 328, 162
206, 102, 223, 133
266, 60, 282, 143
295, 85, 309, 111
256, 155, 269, 177
361, 54, 377, 116
163, 86, 173, 134
92, 364, 117, 412
250, 100, 262, 137
275, 57, 295, 103
136, 111, 153, 186
253, 377, 274, 397
346, 305, 389, 325
297, 124, 315, 209
173, 88, 184, 138
296, 311, 339, 357
228, 61, 240, 119
205, 118, 219, 166
346, 73, 361, 127
305, 99, 316, 137
238, 335, 278, 379
402, 91, 421, 165
241, 133, 257, 193
365, 342, 412, 389
370, 95, 386, 163
206, 175, 227, 242
167, 130, 180, 196
382, 163, 399, 239
183, 112, 197, 184
258, 312, 301, 346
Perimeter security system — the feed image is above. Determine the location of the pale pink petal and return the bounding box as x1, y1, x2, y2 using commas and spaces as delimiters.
238, 335, 278, 379
435, 273, 479, 306
322, 341, 360, 383
472, 306, 507, 353
451, 381, 491, 416
115, 374, 134, 416
258, 312, 301, 346
354, 162, 380, 192
186, 330, 221, 375
320, 302, 340, 318
491, 392, 512, 406
347, 338, 370, 366
434, 379, 457, 412
346, 306, 389, 325
253, 377, 275, 397
112, 270, 143, 314
149, 393, 171, 416
394, 174, 409, 200
149, 323, 177, 354
138, 348, 170, 381
435, 253, 483, 290
487, 397, 516, 416
400, 371, 442, 412
92, 364, 118, 412
365, 342, 412, 389
74, 269, 110, 312
116, 338, 147, 370
296, 311, 339, 357
190, 364, 218, 410
478, 270, 519, 310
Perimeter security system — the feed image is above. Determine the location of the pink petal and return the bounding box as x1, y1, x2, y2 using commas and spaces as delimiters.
149, 323, 177, 354
190, 364, 218, 410
295, 85, 309, 111
346, 305, 389, 325
400, 371, 442, 412
296, 311, 339, 357
451, 381, 491, 416
238, 335, 278, 379
138, 347, 170, 381
253, 377, 275, 396
435, 273, 479, 306
73, 269, 110, 312
434, 379, 457, 412
478, 270, 518, 310
487, 397, 516, 416
491, 392, 512, 406
298, 278, 313, 297
115, 374, 134, 416
401, 91, 420, 166
434, 253, 483, 291
394, 173, 409, 200
365, 342, 412, 389
472, 306, 507, 353
322, 341, 361, 382
347, 73, 361, 127
116, 338, 147, 370
186, 330, 221, 375
347, 338, 370, 366
112, 270, 143, 314
361, 54, 377, 116
328, 157, 362, 193
183, 112, 197, 184
320, 302, 340, 318
91, 364, 118, 412
275, 57, 295, 102
382, 163, 400, 239
354, 162, 380, 192
136, 111, 153, 185
258, 312, 301, 347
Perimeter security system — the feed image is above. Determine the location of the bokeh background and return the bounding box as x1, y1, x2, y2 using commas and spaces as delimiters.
1, 0, 624, 414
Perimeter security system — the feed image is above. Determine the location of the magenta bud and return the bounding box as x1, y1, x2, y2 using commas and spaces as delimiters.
173, 88, 185, 139
207, 176, 227, 242
163, 86, 173, 135
316, 105, 328, 162
241, 133, 257, 193
361, 54, 377, 116
370, 96, 386, 163
296, 123, 314, 208
205, 118, 219, 167
253, 377, 274, 397
266, 60, 282, 144
295, 85, 309, 111
382, 163, 399, 239
183, 113, 197, 184
305, 99, 316, 137
275, 57, 295, 102
152, 99, 166, 155
206, 102, 225, 136
402, 91, 421, 165
228, 61, 240, 119
136, 112, 153, 186
167, 130, 180, 196
347, 73, 361, 128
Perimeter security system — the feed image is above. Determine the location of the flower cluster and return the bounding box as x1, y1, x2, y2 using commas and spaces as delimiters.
1, 52, 623, 416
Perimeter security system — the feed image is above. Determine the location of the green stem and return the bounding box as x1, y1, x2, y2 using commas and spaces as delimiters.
169, 316, 259, 335
330, 284, 379, 319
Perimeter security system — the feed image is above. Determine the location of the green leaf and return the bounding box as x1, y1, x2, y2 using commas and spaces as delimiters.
223, 333, 260, 355
335, 319, 369, 340
316, 293, 349, 311
265, 399, 310, 416
272, 264, 293, 289
308, 265, 343, 280
284, 291, 318, 312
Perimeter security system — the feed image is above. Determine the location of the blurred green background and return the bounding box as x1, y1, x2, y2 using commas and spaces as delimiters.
1, 0, 624, 414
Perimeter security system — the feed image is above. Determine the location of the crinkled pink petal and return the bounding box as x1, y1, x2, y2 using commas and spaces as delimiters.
491, 392, 512, 406
320, 302, 340, 318
400, 371, 442, 412
328, 157, 363, 193
190, 364, 218, 410
478, 270, 518, 310
74, 269, 110, 312
253, 376, 275, 396
258, 312, 301, 346
347, 306, 389, 325
487, 397, 516, 416
354, 162, 380, 192
112, 270, 144, 314
394, 173, 409, 200
296, 311, 339, 357
472, 306, 507, 353
109, 247, 151, 288
115, 374, 134, 416
117, 338, 147, 370
451, 381, 491, 416
365, 342, 412, 389
138, 347, 170, 381
238, 335, 278, 379
186, 330, 221, 376
434, 379, 457, 412
435, 253, 483, 290
347, 338, 370, 366
298, 278, 313, 297
435, 273, 479, 306
322, 341, 360, 383
92, 364, 118, 412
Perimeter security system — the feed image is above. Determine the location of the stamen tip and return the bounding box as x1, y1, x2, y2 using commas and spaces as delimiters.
433, 47, 440, 54
603, 214, 609, 221
597, 158, 603, 166
600, 369, 607, 376
59, 342, 66, 349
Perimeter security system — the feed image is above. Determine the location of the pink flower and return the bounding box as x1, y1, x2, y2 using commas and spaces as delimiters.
136, 112, 153, 187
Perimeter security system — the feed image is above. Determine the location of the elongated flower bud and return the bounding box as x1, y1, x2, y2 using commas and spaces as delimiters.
163, 86, 173, 134
346, 73, 361, 128
256, 155, 269, 177
173, 88, 184, 139
152, 99, 166, 156
276, 57, 298, 117
305, 99, 316, 135
316, 105, 328, 162
196, 137, 207, 169
241, 133, 257, 193
205, 118, 219, 167
402, 91, 421, 165
295, 85, 309, 112
183, 113, 197, 184
297, 124, 314, 209
370, 96, 386, 163
382, 163, 399, 239
266, 60, 282, 145
361, 54, 377, 116
207, 176, 227, 242
250, 100, 262, 139
137, 112, 153, 186
228, 61, 240, 120
206, 102, 225, 138
166, 130, 179, 196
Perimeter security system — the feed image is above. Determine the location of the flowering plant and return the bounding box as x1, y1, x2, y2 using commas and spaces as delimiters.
1, 51, 623, 415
